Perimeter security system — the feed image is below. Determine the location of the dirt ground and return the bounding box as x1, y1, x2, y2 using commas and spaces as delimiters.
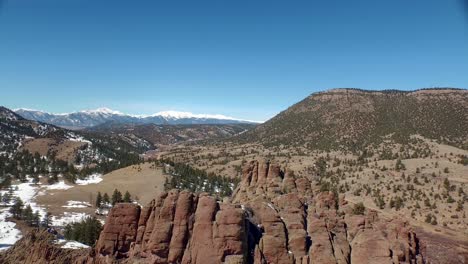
36, 162, 166, 220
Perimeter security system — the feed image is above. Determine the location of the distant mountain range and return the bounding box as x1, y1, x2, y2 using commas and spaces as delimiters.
0, 106, 153, 159
14, 108, 260, 129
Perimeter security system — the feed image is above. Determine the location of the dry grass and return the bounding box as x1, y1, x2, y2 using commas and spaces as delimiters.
22, 138, 86, 162
159, 136, 468, 235
36, 162, 166, 219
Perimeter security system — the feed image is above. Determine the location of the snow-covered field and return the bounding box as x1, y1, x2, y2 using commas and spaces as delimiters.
0, 173, 104, 250
0, 208, 22, 250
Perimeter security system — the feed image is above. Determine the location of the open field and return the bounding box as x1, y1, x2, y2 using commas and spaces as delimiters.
22, 138, 87, 162
36, 162, 166, 221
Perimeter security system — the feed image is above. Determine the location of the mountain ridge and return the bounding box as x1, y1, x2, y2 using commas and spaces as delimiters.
236, 87, 468, 151
14, 108, 261, 129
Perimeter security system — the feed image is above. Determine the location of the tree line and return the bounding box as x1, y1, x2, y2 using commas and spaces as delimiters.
162, 160, 239, 197
95, 189, 133, 209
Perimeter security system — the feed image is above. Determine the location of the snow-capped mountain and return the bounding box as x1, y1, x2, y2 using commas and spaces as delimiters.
14, 108, 260, 128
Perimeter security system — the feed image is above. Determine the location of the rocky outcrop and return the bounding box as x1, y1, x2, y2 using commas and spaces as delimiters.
93, 190, 247, 264
83, 160, 427, 264
8, 160, 466, 264
233, 160, 312, 204
95, 203, 140, 257
231, 160, 424, 264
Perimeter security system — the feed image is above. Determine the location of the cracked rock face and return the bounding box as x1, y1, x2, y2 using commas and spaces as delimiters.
93, 190, 247, 264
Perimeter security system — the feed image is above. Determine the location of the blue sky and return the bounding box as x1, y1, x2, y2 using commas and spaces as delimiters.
0, 0, 467, 121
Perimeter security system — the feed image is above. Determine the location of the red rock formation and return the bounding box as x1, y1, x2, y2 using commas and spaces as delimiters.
231, 160, 425, 264
93, 190, 246, 264
85, 161, 429, 264
2, 160, 467, 264
95, 203, 140, 257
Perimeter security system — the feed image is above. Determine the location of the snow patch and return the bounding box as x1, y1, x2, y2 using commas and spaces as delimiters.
76, 174, 103, 185
0, 209, 22, 251
56, 239, 90, 249
52, 212, 89, 226
66, 134, 92, 144
46, 181, 73, 190
266, 203, 276, 211
62, 200, 91, 208
80, 107, 124, 116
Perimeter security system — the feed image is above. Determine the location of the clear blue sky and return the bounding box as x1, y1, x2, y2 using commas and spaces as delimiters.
0, 0, 467, 121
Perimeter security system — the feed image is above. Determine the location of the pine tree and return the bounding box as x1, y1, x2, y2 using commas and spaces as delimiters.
42, 212, 52, 228
32, 211, 40, 227
10, 197, 24, 219
1, 190, 10, 204
111, 189, 122, 206
102, 193, 110, 205
95, 192, 102, 208
123, 191, 131, 203
23, 204, 33, 225
64, 217, 103, 246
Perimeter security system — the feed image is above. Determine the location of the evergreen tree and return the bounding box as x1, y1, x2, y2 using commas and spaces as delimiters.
9, 197, 24, 219
32, 211, 40, 227
123, 191, 131, 203
64, 217, 103, 246
95, 192, 102, 208
102, 193, 110, 205
1, 191, 10, 204
42, 212, 52, 228
23, 204, 34, 225
111, 189, 122, 206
